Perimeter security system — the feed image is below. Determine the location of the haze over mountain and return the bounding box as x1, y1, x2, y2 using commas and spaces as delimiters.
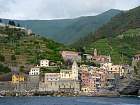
1, 9, 122, 44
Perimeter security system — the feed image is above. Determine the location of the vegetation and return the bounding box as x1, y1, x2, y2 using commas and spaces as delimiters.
72, 6, 140, 64
1, 9, 121, 44
81, 29, 140, 64
0, 24, 66, 71
0, 63, 11, 74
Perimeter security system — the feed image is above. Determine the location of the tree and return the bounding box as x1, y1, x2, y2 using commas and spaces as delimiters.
19, 66, 24, 72
0, 54, 5, 62
0, 64, 11, 73
11, 55, 16, 60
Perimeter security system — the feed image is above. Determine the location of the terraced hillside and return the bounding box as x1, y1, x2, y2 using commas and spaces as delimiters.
84, 28, 140, 64
0, 24, 66, 73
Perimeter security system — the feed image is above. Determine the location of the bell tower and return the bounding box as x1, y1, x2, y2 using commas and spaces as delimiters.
72, 60, 79, 80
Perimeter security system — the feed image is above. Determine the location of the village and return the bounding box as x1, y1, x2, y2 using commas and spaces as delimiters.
0, 48, 139, 96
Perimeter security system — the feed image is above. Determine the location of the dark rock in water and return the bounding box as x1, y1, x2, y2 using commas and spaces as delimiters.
119, 80, 140, 95
119, 61, 140, 95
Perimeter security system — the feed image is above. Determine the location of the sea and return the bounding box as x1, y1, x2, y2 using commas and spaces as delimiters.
0, 96, 140, 105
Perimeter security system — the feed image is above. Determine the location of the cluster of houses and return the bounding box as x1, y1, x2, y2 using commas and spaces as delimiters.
0, 49, 136, 96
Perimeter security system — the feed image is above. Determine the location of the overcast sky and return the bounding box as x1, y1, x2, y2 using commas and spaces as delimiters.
0, 0, 140, 20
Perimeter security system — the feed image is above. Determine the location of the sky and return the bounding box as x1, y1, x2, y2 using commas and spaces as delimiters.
0, 0, 140, 20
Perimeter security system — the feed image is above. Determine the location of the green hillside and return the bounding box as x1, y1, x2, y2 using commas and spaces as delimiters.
83, 28, 140, 64
72, 6, 140, 64
1, 9, 121, 44
0, 25, 66, 73
73, 6, 140, 47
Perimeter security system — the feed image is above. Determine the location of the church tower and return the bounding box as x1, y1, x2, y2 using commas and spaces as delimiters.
94, 48, 97, 56
72, 60, 79, 80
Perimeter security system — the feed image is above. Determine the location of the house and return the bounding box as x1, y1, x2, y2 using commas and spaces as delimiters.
40, 59, 49, 67
12, 74, 25, 84
29, 67, 40, 76
101, 63, 123, 76
89, 67, 108, 92
80, 65, 90, 90
61, 51, 81, 62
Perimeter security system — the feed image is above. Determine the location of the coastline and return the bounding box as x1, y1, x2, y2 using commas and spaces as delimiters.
2, 91, 139, 97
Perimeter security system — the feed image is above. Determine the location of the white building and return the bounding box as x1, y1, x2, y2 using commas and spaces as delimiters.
60, 60, 79, 80
40, 59, 49, 67
101, 63, 124, 76
29, 67, 40, 76
72, 60, 79, 80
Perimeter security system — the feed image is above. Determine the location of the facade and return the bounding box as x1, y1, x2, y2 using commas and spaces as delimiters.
12, 74, 25, 84
39, 73, 60, 92
80, 65, 90, 92
59, 80, 80, 93
102, 63, 123, 76
80, 65, 108, 93
60, 61, 79, 80
29, 67, 40, 76
61, 51, 81, 62
89, 67, 108, 92
40, 59, 49, 67
39, 61, 80, 92
60, 69, 72, 80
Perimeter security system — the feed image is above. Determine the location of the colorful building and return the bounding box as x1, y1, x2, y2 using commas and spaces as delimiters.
12, 74, 25, 84
61, 51, 81, 62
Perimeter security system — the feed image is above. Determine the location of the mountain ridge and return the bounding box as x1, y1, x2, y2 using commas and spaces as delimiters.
0, 9, 122, 44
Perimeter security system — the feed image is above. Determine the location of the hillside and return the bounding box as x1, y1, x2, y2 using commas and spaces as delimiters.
84, 28, 140, 64
72, 6, 140, 64
1, 9, 121, 44
73, 6, 140, 47
0, 24, 66, 73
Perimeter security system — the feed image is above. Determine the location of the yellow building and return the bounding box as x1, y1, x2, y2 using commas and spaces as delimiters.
12, 74, 25, 84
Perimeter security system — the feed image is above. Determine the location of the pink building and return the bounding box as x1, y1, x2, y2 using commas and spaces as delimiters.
61, 51, 81, 62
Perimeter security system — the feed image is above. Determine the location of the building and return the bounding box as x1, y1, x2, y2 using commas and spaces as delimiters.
12, 74, 25, 84
39, 73, 60, 92
61, 51, 81, 62
58, 80, 80, 93
29, 67, 40, 76
102, 63, 123, 76
80, 65, 90, 92
83, 54, 93, 61
92, 49, 111, 63
40, 59, 49, 67
60, 61, 79, 80
39, 61, 80, 92
133, 54, 140, 61
89, 67, 108, 92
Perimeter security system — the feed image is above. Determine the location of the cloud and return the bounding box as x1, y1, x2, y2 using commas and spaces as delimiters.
0, 0, 140, 20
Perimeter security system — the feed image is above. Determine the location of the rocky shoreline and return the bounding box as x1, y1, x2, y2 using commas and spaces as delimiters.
1, 91, 139, 97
